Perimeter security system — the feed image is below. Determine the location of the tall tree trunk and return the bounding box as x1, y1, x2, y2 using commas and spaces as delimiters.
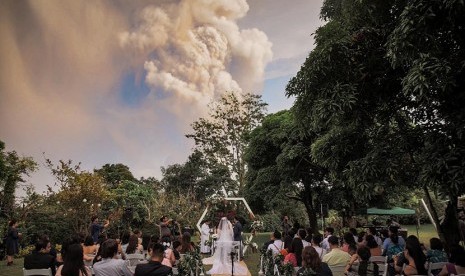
441, 196, 460, 252
302, 181, 319, 235
423, 186, 447, 248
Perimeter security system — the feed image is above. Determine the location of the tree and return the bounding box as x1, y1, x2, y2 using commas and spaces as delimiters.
186, 92, 267, 195
161, 151, 232, 201
286, 0, 465, 248
245, 111, 328, 233
0, 140, 37, 218
95, 163, 137, 188
46, 159, 111, 233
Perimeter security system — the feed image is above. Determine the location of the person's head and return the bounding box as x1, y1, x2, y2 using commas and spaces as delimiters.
429, 237, 443, 251
9, 219, 18, 227
160, 215, 168, 222
272, 230, 282, 240
312, 234, 323, 246
126, 234, 140, 254
349, 228, 357, 236
133, 229, 142, 237
449, 244, 465, 267
150, 243, 165, 261
293, 221, 301, 230
405, 235, 426, 273
365, 235, 378, 249
343, 232, 356, 246
35, 238, 51, 253
388, 226, 399, 244
173, 240, 181, 251
357, 246, 371, 261
101, 239, 118, 259
298, 229, 307, 239
348, 243, 357, 255
458, 210, 465, 220
121, 231, 130, 244
301, 246, 322, 271
324, 227, 334, 237
288, 229, 296, 238
328, 235, 339, 248
84, 236, 94, 246
288, 240, 295, 254
283, 215, 289, 222
62, 244, 87, 276
368, 227, 377, 236
91, 216, 98, 223
161, 236, 171, 250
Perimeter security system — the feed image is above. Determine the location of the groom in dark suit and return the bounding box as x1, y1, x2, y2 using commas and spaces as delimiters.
233, 216, 243, 260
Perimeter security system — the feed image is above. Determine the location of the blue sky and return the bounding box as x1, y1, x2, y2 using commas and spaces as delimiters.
0, 0, 324, 195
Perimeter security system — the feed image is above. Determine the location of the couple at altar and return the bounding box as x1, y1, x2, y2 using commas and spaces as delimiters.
203, 217, 248, 275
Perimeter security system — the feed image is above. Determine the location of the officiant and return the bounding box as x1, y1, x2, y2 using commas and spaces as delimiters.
200, 219, 211, 254
233, 216, 243, 260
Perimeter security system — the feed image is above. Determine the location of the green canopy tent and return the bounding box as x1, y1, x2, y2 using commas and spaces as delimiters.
367, 207, 416, 215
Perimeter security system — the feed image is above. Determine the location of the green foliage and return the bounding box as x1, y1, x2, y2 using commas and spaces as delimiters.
177, 249, 204, 276
186, 92, 267, 195
94, 163, 137, 188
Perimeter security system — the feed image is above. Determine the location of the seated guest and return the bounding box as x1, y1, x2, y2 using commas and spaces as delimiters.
342, 232, 356, 253
300, 229, 310, 248
292, 231, 304, 266
383, 226, 405, 261
345, 246, 379, 276
267, 230, 284, 255
367, 227, 382, 247
83, 236, 96, 262
126, 234, 143, 254
311, 234, 327, 260
179, 232, 195, 254
296, 246, 332, 276
161, 237, 176, 266
322, 236, 351, 266
439, 244, 465, 276
120, 231, 130, 253
172, 240, 181, 261
56, 244, 91, 276
24, 237, 56, 275
284, 241, 298, 267
365, 235, 382, 256
284, 229, 296, 251
426, 238, 448, 263
135, 243, 172, 276
396, 235, 427, 276
92, 239, 132, 276
322, 227, 335, 251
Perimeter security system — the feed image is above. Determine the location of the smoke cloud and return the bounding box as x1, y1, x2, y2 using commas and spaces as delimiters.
0, 0, 272, 192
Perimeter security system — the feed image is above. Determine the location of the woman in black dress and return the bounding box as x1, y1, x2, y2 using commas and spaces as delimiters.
5, 219, 20, 266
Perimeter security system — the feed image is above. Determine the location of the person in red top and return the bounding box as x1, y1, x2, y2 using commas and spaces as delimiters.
284, 241, 298, 267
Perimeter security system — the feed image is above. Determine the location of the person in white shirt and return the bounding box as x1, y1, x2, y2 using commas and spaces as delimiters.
200, 220, 211, 254
267, 231, 283, 255
311, 234, 327, 260
321, 227, 334, 251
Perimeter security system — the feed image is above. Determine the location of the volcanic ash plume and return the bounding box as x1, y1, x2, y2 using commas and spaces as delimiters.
119, 0, 273, 105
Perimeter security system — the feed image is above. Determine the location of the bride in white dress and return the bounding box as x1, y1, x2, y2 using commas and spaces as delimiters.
206, 217, 248, 275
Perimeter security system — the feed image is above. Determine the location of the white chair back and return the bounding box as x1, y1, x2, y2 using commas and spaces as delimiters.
274, 264, 281, 276
427, 262, 447, 276
22, 268, 52, 276
329, 265, 346, 276
378, 263, 388, 276
370, 256, 387, 264
126, 253, 146, 266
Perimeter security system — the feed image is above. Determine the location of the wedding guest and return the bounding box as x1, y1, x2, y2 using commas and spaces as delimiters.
311, 234, 327, 260
321, 227, 334, 251
24, 237, 55, 275
297, 246, 332, 276
300, 229, 310, 248
89, 216, 109, 243
342, 232, 357, 253
366, 235, 382, 256
284, 241, 298, 267
5, 219, 20, 266
93, 239, 132, 276
56, 244, 91, 276
267, 230, 284, 255
438, 244, 465, 276
323, 236, 351, 266
126, 234, 143, 254
426, 238, 448, 263
292, 230, 304, 266
179, 232, 195, 254
135, 243, 172, 276
345, 246, 379, 276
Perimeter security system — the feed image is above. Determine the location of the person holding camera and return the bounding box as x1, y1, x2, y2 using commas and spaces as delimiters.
159, 216, 180, 240
282, 215, 292, 238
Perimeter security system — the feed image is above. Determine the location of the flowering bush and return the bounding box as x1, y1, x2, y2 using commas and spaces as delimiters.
250, 220, 264, 232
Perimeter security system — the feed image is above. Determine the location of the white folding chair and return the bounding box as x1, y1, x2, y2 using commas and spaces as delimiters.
329, 265, 347, 276
378, 263, 388, 276
274, 264, 281, 276
427, 262, 447, 276
172, 267, 179, 275
23, 268, 52, 276
370, 256, 387, 264
126, 253, 146, 266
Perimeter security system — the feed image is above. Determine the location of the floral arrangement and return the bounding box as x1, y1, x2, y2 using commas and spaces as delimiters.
204, 233, 218, 247
177, 248, 205, 276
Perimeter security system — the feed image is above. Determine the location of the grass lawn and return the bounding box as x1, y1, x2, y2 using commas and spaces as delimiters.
0, 224, 439, 276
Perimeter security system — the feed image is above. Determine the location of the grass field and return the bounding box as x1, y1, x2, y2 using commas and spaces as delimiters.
0, 224, 439, 276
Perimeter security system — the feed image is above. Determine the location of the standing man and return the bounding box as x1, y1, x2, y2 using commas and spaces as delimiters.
321, 227, 334, 251
90, 216, 110, 243
281, 216, 292, 238
200, 219, 211, 254
233, 216, 243, 260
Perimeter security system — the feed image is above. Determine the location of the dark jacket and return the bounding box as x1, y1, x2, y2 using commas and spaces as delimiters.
292, 237, 304, 266
233, 221, 242, 242
134, 261, 172, 276
5, 226, 19, 255
24, 251, 56, 275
